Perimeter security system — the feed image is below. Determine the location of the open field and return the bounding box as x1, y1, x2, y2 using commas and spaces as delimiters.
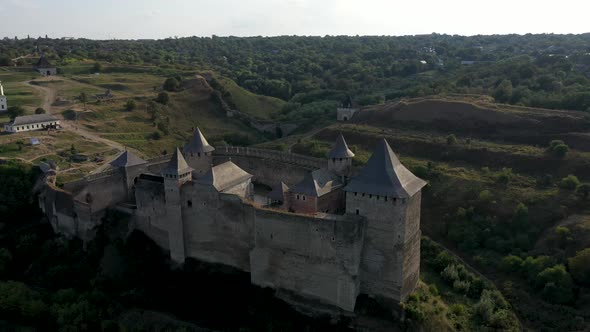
0, 65, 270, 161
0, 68, 43, 109
0, 129, 118, 183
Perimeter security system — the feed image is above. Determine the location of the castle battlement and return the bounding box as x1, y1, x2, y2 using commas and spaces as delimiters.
39, 129, 426, 313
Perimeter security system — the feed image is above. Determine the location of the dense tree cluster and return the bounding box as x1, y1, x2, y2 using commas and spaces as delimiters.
2, 34, 590, 111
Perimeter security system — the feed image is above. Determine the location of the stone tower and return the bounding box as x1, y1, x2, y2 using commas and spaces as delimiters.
109, 150, 148, 200
327, 133, 355, 177
344, 139, 426, 303
183, 127, 215, 175
162, 148, 193, 263
0, 81, 7, 112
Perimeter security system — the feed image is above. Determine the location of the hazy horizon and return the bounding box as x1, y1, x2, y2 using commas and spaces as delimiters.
1, 0, 589, 40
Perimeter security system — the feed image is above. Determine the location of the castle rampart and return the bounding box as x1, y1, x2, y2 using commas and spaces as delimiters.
39, 131, 425, 313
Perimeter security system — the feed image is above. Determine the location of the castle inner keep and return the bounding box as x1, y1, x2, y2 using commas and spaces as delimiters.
39, 128, 426, 312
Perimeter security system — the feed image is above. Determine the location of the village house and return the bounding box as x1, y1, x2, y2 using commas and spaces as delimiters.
4, 114, 60, 133
35, 56, 57, 76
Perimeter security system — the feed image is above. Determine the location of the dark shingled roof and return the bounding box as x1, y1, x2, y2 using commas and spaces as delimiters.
328, 133, 355, 158
162, 148, 192, 175
183, 127, 215, 154
268, 181, 289, 201
291, 168, 343, 197
110, 151, 147, 168
11, 114, 58, 126
35, 56, 54, 68
196, 161, 252, 192
344, 138, 426, 198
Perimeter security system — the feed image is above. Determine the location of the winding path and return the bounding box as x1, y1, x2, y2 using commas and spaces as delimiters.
27, 79, 126, 152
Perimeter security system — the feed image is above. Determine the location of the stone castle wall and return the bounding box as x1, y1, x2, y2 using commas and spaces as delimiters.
251, 210, 365, 311
39, 145, 421, 312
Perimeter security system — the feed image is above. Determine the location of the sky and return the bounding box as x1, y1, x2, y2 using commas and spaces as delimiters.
0, 0, 589, 39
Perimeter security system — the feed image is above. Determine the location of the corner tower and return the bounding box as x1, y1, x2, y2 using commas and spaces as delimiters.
109, 150, 148, 200
183, 127, 215, 175
161, 148, 193, 263
344, 138, 426, 303
327, 133, 355, 177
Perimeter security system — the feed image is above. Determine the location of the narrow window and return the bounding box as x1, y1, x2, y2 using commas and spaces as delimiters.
362, 193, 365, 197
369, 194, 372, 198
385, 197, 388, 202
187, 200, 192, 207
354, 192, 357, 196
296, 194, 300, 200
356, 209, 360, 215
198, 152, 201, 157
302, 195, 306, 201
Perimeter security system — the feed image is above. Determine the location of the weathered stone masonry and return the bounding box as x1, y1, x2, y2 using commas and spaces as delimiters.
39, 128, 426, 312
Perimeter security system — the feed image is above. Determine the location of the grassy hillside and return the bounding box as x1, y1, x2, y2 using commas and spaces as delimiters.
354, 97, 590, 151
217, 76, 286, 120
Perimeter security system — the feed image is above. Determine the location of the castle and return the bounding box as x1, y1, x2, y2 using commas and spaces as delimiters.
39, 128, 426, 312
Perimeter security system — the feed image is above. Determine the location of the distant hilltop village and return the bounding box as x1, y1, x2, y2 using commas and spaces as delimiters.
39, 128, 426, 312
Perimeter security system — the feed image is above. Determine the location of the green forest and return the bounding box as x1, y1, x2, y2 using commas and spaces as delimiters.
3, 34, 590, 112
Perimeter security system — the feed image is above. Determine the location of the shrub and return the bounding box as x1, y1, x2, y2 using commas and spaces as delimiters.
551, 144, 569, 158
35, 107, 46, 114
500, 255, 523, 272
163, 77, 180, 91
441, 264, 460, 283
92, 62, 102, 73
478, 190, 493, 203
125, 99, 137, 112
453, 279, 471, 293
568, 248, 590, 285
547, 140, 569, 158
559, 174, 580, 190
62, 109, 77, 120
576, 183, 590, 198
495, 168, 513, 185
148, 131, 161, 140
521, 256, 554, 281
433, 252, 456, 272
446, 134, 458, 145
7, 106, 25, 119
535, 265, 574, 304
155, 92, 169, 105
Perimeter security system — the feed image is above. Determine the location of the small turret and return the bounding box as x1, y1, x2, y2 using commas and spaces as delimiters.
327, 133, 355, 177
109, 150, 147, 200
162, 148, 193, 186
183, 127, 215, 175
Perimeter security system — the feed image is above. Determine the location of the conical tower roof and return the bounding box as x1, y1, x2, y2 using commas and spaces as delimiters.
109, 150, 147, 168
328, 133, 355, 158
344, 139, 426, 198
184, 127, 215, 154
162, 148, 193, 175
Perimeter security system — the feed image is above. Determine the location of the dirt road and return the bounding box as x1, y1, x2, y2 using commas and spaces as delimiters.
27, 79, 126, 152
